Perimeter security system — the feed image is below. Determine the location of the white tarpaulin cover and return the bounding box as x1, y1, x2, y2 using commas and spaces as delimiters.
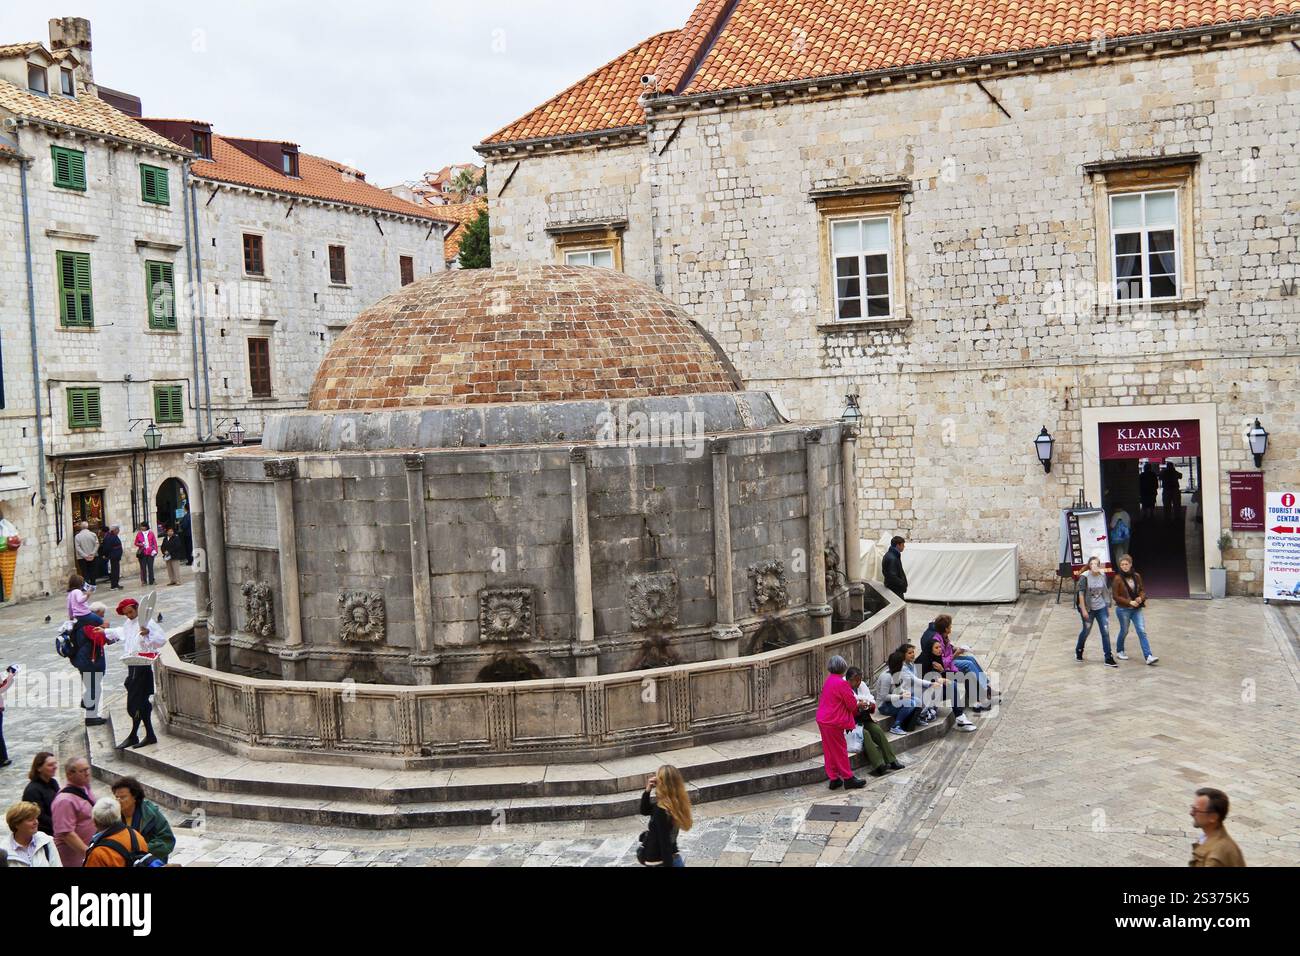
861, 541, 1019, 603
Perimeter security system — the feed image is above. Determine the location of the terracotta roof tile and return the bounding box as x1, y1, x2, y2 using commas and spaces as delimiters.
484, 0, 1300, 144
0, 42, 46, 58
192, 134, 441, 220
439, 198, 488, 263
682, 0, 1300, 94
480, 30, 678, 145
0, 80, 184, 152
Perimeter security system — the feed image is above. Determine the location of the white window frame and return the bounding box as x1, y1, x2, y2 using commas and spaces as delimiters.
60, 68, 75, 96
829, 214, 894, 322
564, 248, 615, 269
1109, 188, 1180, 302
27, 64, 48, 94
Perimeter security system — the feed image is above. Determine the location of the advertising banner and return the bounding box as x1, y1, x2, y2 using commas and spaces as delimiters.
1229, 472, 1265, 532
1264, 492, 1300, 602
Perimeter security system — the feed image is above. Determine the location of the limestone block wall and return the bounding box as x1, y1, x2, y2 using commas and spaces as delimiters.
486, 145, 654, 286
487, 39, 1300, 593
194, 183, 445, 439
206, 420, 850, 683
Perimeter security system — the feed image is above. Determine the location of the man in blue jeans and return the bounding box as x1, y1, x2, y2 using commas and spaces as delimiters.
1075, 556, 1117, 668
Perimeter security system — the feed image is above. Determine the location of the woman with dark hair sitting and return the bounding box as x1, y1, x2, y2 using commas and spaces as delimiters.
917, 636, 978, 733
875, 645, 924, 736
922, 614, 996, 708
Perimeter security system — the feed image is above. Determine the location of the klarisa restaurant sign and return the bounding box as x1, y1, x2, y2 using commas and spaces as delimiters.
1099, 420, 1200, 460
1265, 492, 1300, 602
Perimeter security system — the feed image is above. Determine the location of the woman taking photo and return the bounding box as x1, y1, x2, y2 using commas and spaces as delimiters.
637, 765, 692, 867
1112, 554, 1159, 664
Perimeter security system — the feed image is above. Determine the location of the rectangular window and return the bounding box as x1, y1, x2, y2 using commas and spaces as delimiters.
140, 164, 170, 205
830, 216, 892, 319
564, 249, 615, 268
153, 385, 184, 424
248, 338, 272, 397
1111, 189, 1179, 300
243, 234, 264, 276
61, 68, 75, 96
145, 260, 176, 329
400, 255, 415, 287
51, 146, 86, 191
27, 64, 48, 94
67, 387, 101, 429
56, 251, 94, 327
282, 150, 298, 177
192, 130, 211, 159
328, 245, 347, 284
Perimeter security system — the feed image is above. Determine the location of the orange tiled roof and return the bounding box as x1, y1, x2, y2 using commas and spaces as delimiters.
480, 30, 678, 144
192, 134, 442, 220
681, 0, 1300, 94
440, 198, 488, 263
483, 0, 1300, 144
0, 42, 46, 58
0, 79, 184, 152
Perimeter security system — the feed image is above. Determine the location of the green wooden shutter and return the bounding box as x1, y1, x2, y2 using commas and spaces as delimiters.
67, 387, 101, 428
146, 260, 176, 329
153, 385, 183, 424
57, 252, 92, 326
140, 164, 170, 204
52, 147, 86, 190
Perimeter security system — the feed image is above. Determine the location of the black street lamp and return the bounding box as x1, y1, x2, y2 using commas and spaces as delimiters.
840, 394, 862, 427
1034, 427, 1055, 473
1248, 419, 1269, 468
143, 421, 162, 451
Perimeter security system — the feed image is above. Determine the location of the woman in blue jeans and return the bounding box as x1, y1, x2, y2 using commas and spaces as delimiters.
1112, 554, 1158, 665
1076, 556, 1117, 667
874, 646, 925, 735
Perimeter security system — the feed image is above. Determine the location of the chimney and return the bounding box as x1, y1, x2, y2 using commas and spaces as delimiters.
48, 17, 94, 92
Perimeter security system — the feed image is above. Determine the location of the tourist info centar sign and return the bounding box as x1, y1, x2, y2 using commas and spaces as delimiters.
1264, 492, 1300, 602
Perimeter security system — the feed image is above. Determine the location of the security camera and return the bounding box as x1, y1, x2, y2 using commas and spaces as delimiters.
641, 74, 659, 87
2, 117, 17, 128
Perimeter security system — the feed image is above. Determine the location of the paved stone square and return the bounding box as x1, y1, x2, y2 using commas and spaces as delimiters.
2, 583, 1296, 866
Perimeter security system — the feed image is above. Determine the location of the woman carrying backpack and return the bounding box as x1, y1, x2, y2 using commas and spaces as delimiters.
637, 765, 692, 867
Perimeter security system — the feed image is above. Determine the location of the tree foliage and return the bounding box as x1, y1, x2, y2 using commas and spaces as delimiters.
458, 208, 492, 269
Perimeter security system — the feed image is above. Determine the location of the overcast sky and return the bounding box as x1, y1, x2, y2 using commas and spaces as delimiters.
2, 1, 698, 186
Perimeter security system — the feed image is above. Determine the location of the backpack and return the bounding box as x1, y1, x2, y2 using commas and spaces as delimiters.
1112, 518, 1130, 543
55, 628, 77, 660
85, 826, 157, 868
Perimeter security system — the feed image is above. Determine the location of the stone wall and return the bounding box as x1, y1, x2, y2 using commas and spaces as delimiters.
487, 39, 1300, 593
207, 420, 850, 683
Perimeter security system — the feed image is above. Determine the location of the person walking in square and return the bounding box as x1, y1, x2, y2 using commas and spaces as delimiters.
637, 765, 692, 867
816, 656, 866, 790
1108, 503, 1133, 566
74, 521, 99, 584
1075, 556, 1117, 667
134, 522, 158, 585
1112, 554, 1158, 664
99, 524, 123, 590
1189, 787, 1246, 867
882, 535, 908, 599
845, 666, 905, 777
161, 525, 184, 585
0, 664, 12, 767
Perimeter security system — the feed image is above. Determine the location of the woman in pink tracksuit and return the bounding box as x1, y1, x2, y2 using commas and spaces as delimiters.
816, 656, 866, 791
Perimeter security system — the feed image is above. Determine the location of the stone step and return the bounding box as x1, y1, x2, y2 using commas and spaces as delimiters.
86, 705, 957, 829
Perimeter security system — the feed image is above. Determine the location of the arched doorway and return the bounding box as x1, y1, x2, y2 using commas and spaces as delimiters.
156, 477, 188, 535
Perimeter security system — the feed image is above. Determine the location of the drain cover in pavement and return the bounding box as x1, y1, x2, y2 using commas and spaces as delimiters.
805, 804, 863, 822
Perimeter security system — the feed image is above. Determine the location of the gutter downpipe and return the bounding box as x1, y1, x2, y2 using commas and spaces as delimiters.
189, 179, 214, 437
19, 147, 51, 596
181, 162, 203, 443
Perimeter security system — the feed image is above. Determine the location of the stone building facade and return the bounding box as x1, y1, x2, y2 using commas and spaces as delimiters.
479, 1, 1300, 594
0, 19, 444, 604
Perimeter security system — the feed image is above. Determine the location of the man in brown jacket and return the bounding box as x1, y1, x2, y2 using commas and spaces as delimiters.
1189, 787, 1246, 867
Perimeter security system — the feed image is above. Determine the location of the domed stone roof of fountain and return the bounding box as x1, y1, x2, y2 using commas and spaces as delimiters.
308, 263, 741, 411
